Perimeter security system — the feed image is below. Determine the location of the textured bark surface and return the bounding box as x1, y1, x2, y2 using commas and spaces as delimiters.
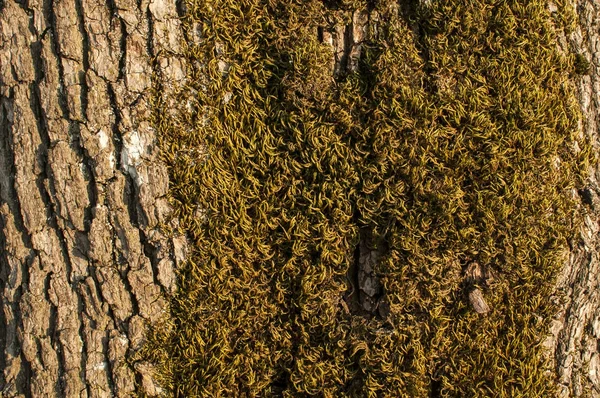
0, 0, 187, 395
547, 0, 600, 396
1, 0, 600, 396
328, 3, 600, 395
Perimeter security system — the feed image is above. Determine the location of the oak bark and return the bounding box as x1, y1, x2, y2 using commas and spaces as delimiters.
0, 0, 187, 395
547, 0, 600, 396
1, 0, 600, 396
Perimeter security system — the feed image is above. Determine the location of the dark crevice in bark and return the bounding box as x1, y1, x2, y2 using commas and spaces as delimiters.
0, 216, 9, 390
429, 363, 443, 398
10, 64, 21, 84
29, 55, 72, 274
174, 0, 185, 18
107, 216, 141, 318
92, 259, 131, 331
30, 40, 45, 81
43, 270, 57, 342
124, 175, 141, 229
93, 244, 123, 394
578, 187, 598, 209
339, 23, 352, 76
103, 329, 117, 393
317, 26, 324, 43
15, 286, 34, 398
105, 77, 144, 329
106, 84, 124, 170
105, 0, 116, 18
146, 7, 155, 59
129, 92, 144, 108
118, 256, 142, 320
28, 49, 62, 238
117, 17, 128, 81
74, 0, 90, 120
140, 229, 168, 295
44, 270, 63, 396
72, 123, 99, 233
133, 366, 146, 396
76, 286, 93, 397
48, 226, 88, 391
106, 83, 123, 170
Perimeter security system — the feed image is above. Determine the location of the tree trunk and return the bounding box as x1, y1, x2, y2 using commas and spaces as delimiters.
546, 0, 600, 396
1, 0, 599, 396
0, 0, 187, 395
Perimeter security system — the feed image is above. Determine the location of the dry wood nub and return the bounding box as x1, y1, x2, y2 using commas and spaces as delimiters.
463, 260, 493, 314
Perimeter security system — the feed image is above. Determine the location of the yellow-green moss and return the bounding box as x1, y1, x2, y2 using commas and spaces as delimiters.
143, 0, 591, 396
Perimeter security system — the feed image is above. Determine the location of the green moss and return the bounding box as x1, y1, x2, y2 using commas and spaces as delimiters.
142, 0, 591, 396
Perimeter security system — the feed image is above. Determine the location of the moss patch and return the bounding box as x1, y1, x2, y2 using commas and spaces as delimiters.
143, 0, 591, 396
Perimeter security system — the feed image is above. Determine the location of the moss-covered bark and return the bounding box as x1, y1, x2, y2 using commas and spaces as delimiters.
150, 0, 590, 396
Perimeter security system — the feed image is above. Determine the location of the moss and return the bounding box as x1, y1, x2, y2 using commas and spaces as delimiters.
573, 53, 591, 75
142, 0, 591, 396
